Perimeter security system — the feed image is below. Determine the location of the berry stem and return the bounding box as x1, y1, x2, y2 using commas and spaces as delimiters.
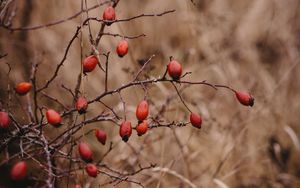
171, 82, 192, 113
214, 84, 236, 93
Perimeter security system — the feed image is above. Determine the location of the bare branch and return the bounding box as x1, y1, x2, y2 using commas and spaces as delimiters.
2, 1, 112, 31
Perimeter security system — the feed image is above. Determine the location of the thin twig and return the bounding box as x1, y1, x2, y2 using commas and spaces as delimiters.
118, 91, 126, 120
2, 1, 111, 31
104, 52, 110, 92
171, 82, 192, 113
132, 54, 155, 82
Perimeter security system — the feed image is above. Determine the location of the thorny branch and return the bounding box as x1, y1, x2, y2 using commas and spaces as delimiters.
1, 0, 112, 31
0, 2, 242, 188
37, 9, 176, 93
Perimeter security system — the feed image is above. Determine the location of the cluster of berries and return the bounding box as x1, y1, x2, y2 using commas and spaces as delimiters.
0, 57, 254, 181
0, 5, 254, 183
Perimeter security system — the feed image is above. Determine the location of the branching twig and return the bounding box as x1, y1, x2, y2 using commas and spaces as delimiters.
132, 54, 155, 82
37, 26, 82, 92
2, 1, 111, 31
171, 82, 192, 113
0, 2, 244, 188
0, 53, 8, 59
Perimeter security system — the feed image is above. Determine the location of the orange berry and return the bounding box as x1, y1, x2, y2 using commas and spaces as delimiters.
15, 82, 32, 95
136, 121, 148, 136
136, 100, 149, 121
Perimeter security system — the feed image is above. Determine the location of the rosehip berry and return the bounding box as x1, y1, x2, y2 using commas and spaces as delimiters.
83, 55, 99, 73
136, 121, 148, 136
103, 6, 116, 25
0, 111, 10, 129
46, 109, 62, 126
136, 100, 149, 121
10, 161, 27, 181
167, 59, 182, 80
116, 40, 128, 58
85, 163, 98, 177
119, 121, 132, 142
76, 96, 88, 114
15, 82, 32, 95
235, 91, 254, 107
78, 142, 93, 162
75, 185, 82, 188
190, 112, 202, 129
95, 129, 107, 145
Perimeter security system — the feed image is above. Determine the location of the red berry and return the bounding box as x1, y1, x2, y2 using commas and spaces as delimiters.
85, 163, 98, 178
46, 109, 62, 126
136, 121, 148, 136
76, 96, 88, 114
15, 82, 32, 95
136, 100, 149, 121
116, 40, 128, 58
167, 60, 182, 80
85, 163, 98, 177
10, 161, 27, 181
75, 185, 82, 188
235, 91, 254, 107
0, 111, 10, 129
95, 129, 107, 145
190, 112, 202, 129
119, 121, 132, 142
103, 6, 116, 25
83, 55, 99, 73
78, 142, 93, 162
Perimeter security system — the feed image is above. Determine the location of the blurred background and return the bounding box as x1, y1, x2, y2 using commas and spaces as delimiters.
1, 0, 300, 187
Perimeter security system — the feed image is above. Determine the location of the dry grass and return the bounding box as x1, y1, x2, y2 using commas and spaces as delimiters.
1, 0, 300, 187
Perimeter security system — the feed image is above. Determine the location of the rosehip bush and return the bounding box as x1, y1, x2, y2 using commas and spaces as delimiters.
0, 0, 255, 187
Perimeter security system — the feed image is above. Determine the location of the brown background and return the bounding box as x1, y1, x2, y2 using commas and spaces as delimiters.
1, 0, 300, 187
